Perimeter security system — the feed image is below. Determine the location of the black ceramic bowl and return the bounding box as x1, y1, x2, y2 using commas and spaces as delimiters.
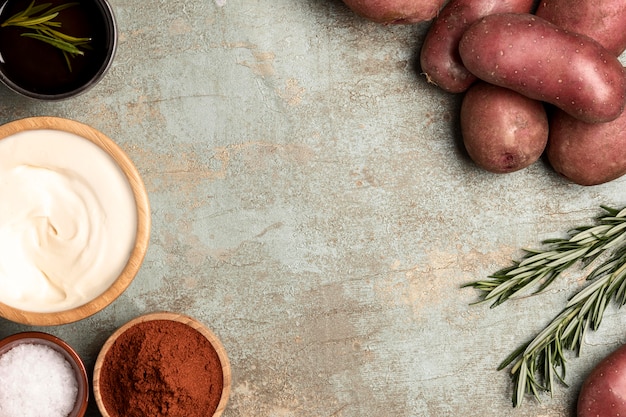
0, 0, 117, 100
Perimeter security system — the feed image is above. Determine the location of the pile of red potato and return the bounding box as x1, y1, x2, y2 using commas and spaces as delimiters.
342, 0, 626, 186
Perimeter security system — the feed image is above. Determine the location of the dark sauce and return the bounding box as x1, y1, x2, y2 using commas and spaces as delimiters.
0, 0, 113, 96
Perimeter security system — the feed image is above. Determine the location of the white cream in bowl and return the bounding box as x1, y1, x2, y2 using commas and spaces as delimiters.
0, 129, 137, 313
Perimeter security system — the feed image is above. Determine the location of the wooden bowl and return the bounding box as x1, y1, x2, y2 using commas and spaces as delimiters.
93, 312, 231, 417
0, 116, 150, 325
0, 331, 89, 417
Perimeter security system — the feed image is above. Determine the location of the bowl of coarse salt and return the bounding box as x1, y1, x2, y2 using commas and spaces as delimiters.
0, 331, 89, 417
0, 116, 150, 326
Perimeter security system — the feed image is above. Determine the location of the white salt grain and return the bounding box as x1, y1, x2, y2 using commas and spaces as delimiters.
0, 343, 78, 417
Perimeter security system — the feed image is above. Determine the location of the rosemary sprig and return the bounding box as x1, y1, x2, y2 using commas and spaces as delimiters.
464, 206, 626, 307
463, 206, 626, 407
1, 1, 91, 70
501, 243, 626, 406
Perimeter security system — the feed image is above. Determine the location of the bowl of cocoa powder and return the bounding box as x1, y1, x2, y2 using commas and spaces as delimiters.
92, 312, 231, 417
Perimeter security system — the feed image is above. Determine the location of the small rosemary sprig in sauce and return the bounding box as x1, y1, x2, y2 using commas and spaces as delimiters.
464, 206, 626, 407
1, 1, 91, 70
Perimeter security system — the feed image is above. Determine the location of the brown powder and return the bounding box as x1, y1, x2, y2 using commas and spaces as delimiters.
99, 320, 223, 417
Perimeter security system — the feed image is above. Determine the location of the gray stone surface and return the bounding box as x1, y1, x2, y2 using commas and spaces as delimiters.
0, 0, 625, 416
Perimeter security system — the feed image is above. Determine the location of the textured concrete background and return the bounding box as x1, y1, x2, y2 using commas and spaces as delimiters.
0, 0, 625, 416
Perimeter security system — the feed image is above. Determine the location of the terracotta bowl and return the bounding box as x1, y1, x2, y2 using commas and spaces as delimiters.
0, 331, 89, 417
0, 117, 150, 326
93, 312, 231, 417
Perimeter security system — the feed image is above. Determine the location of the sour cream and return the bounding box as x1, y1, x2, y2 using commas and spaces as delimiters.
0, 129, 137, 312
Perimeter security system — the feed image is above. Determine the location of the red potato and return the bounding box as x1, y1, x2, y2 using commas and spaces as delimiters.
341, 0, 445, 24
546, 106, 626, 185
460, 81, 549, 173
536, 0, 626, 56
578, 343, 626, 417
458, 13, 626, 124
420, 0, 535, 93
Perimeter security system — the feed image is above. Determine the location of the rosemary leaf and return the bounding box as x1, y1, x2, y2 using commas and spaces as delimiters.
40, 27, 90, 43
20, 32, 83, 55
518, 250, 558, 267
514, 363, 528, 407
546, 247, 589, 267
63, 51, 72, 72
8, 12, 58, 27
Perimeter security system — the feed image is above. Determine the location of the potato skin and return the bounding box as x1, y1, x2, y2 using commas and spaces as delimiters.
420, 0, 535, 93
341, 0, 445, 24
460, 81, 549, 173
536, 0, 626, 56
546, 106, 626, 185
458, 13, 626, 124
578, 343, 626, 417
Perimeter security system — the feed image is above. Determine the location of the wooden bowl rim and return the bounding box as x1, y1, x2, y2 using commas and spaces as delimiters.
0, 116, 150, 326
92, 312, 231, 417
0, 331, 89, 417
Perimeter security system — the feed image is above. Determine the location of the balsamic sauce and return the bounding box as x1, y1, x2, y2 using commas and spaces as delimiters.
0, 0, 112, 96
